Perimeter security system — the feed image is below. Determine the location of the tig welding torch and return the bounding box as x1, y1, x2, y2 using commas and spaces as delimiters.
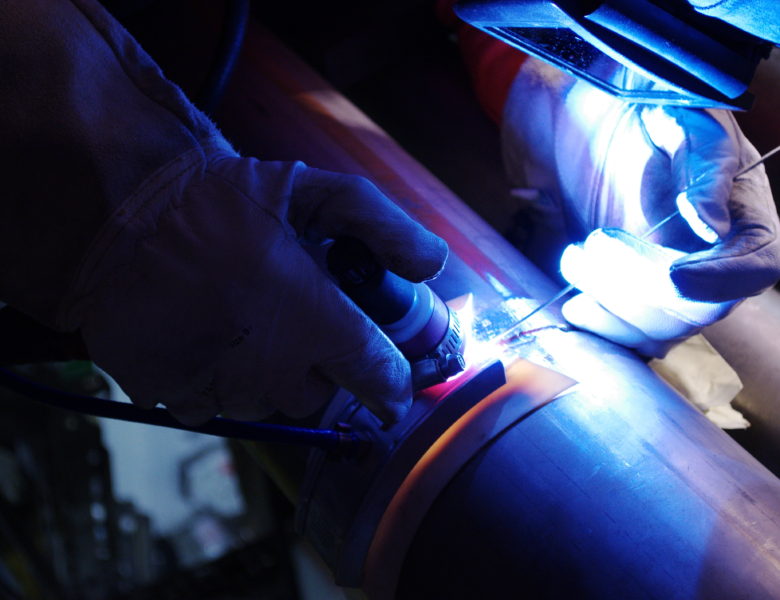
326, 237, 465, 391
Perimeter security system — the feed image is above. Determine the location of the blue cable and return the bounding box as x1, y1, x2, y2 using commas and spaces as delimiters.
0, 367, 365, 458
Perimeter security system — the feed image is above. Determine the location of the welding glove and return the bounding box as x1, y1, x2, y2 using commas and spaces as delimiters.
76, 159, 447, 425
503, 58, 780, 355
559, 229, 738, 357
0, 0, 447, 424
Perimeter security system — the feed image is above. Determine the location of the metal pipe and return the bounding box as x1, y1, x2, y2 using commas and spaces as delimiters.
704, 289, 780, 475
217, 23, 780, 599
398, 340, 780, 599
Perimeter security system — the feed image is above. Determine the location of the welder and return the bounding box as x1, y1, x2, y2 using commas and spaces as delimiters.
449, 0, 780, 356
1, 0, 780, 430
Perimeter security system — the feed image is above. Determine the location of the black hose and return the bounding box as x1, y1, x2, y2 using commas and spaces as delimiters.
0, 368, 366, 457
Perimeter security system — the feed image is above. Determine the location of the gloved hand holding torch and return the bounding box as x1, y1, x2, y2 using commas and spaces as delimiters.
503, 58, 780, 356
0, 0, 447, 425
78, 159, 448, 425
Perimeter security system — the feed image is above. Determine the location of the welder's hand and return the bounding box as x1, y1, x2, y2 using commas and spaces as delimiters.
503, 59, 780, 352
0, 0, 447, 424
559, 229, 737, 357
73, 155, 447, 425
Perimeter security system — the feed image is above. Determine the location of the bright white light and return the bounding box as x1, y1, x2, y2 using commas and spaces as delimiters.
450, 294, 498, 368
565, 83, 654, 231
448, 293, 563, 371
485, 273, 513, 299
641, 106, 685, 156
561, 293, 647, 348
676, 192, 720, 243
560, 229, 733, 339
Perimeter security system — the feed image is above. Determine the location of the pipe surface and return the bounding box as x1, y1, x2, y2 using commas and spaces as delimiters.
399, 334, 780, 599
704, 289, 780, 474
216, 23, 780, 599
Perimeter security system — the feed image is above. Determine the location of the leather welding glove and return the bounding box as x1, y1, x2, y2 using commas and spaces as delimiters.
559, 229, 738, 357
0, 0, 447, 424
503, 58, 780, 355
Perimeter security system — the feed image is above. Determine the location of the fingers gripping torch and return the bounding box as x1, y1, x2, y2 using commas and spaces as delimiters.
512, 143, 780, 327
0, 237, 466, 457
326, 238, 466, 392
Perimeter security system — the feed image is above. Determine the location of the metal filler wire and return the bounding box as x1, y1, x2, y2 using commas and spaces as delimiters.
509, 142, 780, 330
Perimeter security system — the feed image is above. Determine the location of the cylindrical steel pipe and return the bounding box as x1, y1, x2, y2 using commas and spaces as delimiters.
217, 23, 780, 599
704, 290, 780, 474
399, 341, 780, 599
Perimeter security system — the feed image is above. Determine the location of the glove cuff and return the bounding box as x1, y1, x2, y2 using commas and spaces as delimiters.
0, 0, 234, 328
58, 137, 237, 331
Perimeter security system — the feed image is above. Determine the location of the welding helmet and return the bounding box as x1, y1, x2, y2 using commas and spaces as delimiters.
455, 0, 777, 110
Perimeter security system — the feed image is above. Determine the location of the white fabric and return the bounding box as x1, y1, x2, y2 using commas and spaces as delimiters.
649, 334, 748, 430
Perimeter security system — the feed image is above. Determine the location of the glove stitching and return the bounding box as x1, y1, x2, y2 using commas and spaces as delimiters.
203, 166, 293, 236
59, 140, 228, 329
588, 105, 640, 231
682, 119, 697, 196
585, 119, 616, 231
672, 224, 777, 269
637, 106, 675, 162
673, 110, 778, 278
656, 293, 742, 331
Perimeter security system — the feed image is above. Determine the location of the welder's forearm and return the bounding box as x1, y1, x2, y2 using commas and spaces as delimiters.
0, 0, 220, 328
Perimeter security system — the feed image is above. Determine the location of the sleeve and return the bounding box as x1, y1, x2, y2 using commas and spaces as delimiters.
687, 0, 780, 44
0, 0, 233, 329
